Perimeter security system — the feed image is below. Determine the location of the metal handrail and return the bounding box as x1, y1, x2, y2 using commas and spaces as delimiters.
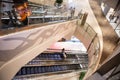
77, 16, 101, 69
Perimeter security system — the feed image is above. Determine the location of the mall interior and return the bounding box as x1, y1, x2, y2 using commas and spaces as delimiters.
0, 0, 120, 80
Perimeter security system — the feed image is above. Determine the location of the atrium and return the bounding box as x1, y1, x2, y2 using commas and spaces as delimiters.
0, 0, 120, 80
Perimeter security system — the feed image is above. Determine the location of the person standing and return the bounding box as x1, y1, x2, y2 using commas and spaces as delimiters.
1, 0, 23, 28
69, 7, 75, 19
70, 7, 73, 18
13, 0, 31, 26
78, 9, 83, 19
72, 7, 75, 19
62, 48, 67, 59
1, 0, 15, 26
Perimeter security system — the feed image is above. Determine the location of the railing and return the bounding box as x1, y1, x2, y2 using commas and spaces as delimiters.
77, 18, 100, 67
76, 15, 101, 78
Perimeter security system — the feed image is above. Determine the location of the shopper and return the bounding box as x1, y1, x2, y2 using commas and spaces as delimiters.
62, 48, 67, 59
1, 0, 14, 26
70, 7, 75, 19
72, 7, 75, 19
13, 0, 31, 26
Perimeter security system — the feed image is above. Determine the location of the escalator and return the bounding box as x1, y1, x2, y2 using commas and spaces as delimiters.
15, 64, 80, 76
13, 52, 88, 79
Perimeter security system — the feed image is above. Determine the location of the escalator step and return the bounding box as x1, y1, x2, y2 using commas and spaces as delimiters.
38, 67, 42, 73
54, 54, 58, 60
30, 67, 34, 74
41, 67, 45, 73
51, 66, 55, 72
26, 67, 31, 74
54, 66, 58, 71
47, 66, 51, 72
34, 67, 38, 74
21, 68, 26, 75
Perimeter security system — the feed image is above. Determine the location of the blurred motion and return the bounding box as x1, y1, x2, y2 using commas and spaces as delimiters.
15, 1, 31, 23
0, 0, 32, 29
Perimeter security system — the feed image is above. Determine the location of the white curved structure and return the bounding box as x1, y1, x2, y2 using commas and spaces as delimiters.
0, 20, 77, 80
0, 18, 102, 80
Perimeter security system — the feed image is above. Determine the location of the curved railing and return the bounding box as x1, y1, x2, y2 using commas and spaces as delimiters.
75, 18, 101, 79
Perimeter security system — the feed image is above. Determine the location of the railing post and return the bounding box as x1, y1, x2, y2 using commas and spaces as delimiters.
87, 33, 97, 52
85, 25, 89, 32
81, 12, 88, 26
